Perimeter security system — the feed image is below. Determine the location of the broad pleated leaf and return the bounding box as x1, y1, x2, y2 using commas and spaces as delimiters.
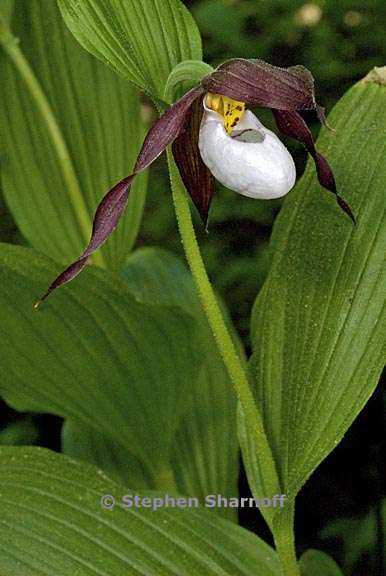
123, 248, 241, 519
0, 243, 202, 485
58, 0, 202, 101
0, 0, 14, 23
0, 0, 147, 269
0, 447, 281, 576
242, 69, 386, 521
63, 247, 239, 520
62, 418, 153, 489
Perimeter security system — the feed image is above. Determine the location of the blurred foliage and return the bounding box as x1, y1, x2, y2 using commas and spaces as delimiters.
0, 414, 39, 446
190, 0, 386, 108
320, 500, 386, 575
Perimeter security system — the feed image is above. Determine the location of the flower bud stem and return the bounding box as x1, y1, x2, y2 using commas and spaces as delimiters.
167, 149, 279, 495
273, 503, 300, 576
167, 148, 300, 575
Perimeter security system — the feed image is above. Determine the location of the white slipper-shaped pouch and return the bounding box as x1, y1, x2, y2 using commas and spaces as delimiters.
198, 101, 296, 199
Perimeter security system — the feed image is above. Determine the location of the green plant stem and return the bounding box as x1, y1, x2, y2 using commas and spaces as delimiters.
167, 148, 280, 499
273, 504, 300, 576
0, 25, 104, 267
167, 149, 300, 574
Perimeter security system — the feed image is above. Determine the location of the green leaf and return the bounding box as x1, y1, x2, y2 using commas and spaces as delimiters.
64, 247, 239, 521
62, 418, 152, 489
122, 247, 203, 310
0, 415, 39, 446
0, 0, 14, 23
164, 59, 213, 103
0, 0, 147, 270
243, 69, 386, 517
58, 0, 202, 101
299, 550, 343, 576
124, 248, 241, 518
0, 447, 281, 576
0, 243, 202, 485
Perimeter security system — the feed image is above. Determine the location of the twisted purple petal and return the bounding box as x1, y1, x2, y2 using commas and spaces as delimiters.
202, 59, 317, 111
172, 96, 215, 223
273, 109, 355, 223
37, 85, 205, 304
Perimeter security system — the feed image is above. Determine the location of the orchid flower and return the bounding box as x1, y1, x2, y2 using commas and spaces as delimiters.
38, 58, 354, 303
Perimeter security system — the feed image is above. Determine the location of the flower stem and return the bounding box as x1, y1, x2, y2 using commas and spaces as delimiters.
0, 22, 104, 267
273, 504, 300, 576
167, 148, 280, 498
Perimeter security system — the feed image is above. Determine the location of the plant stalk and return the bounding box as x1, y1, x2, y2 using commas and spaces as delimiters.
273, 503, 300, 576
167, 148, 280, 498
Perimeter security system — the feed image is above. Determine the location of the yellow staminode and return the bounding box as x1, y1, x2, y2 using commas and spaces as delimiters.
206, 92, 245, 134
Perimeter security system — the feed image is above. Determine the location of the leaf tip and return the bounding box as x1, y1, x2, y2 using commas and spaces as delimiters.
362, 66, 386, 86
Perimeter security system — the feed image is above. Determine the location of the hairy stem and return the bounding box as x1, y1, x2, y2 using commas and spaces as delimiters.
273, 504, 300, 576
0, 24, 104, 266
167, 148, 280, 498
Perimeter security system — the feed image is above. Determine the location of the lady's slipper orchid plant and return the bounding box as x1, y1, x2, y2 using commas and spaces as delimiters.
38, 58, 354, 303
